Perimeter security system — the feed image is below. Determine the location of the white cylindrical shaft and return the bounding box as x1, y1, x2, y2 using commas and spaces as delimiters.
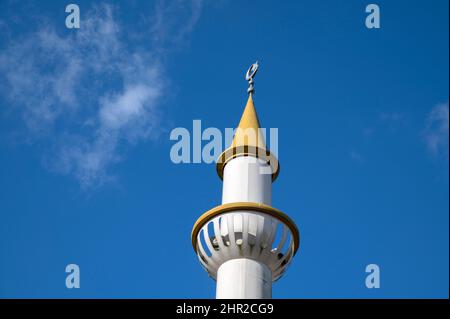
216, 258, 272, 299
222, 156, 272, 205
218, 156, 274, 299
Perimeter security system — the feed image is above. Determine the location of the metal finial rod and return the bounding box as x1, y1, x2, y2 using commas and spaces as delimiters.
245, 61, 259, 95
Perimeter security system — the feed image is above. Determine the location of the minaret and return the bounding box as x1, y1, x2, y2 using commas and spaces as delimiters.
191, 62, 300, 299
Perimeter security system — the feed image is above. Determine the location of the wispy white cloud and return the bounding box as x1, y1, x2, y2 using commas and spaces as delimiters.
423, 102, 449, 158
0, 2, 202, 188
150, 0, 203, 51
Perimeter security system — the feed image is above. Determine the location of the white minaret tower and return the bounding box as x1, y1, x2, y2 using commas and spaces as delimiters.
191, 62, 300, 299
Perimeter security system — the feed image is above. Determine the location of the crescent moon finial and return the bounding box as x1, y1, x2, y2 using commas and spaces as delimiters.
245, 61, 259, 95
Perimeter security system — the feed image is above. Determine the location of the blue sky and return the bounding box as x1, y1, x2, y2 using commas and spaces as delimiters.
0, 0, 448, 298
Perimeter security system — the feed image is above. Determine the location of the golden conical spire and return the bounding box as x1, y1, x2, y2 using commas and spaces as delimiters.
216, 62, 280, 181
231, 94, 267, 150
